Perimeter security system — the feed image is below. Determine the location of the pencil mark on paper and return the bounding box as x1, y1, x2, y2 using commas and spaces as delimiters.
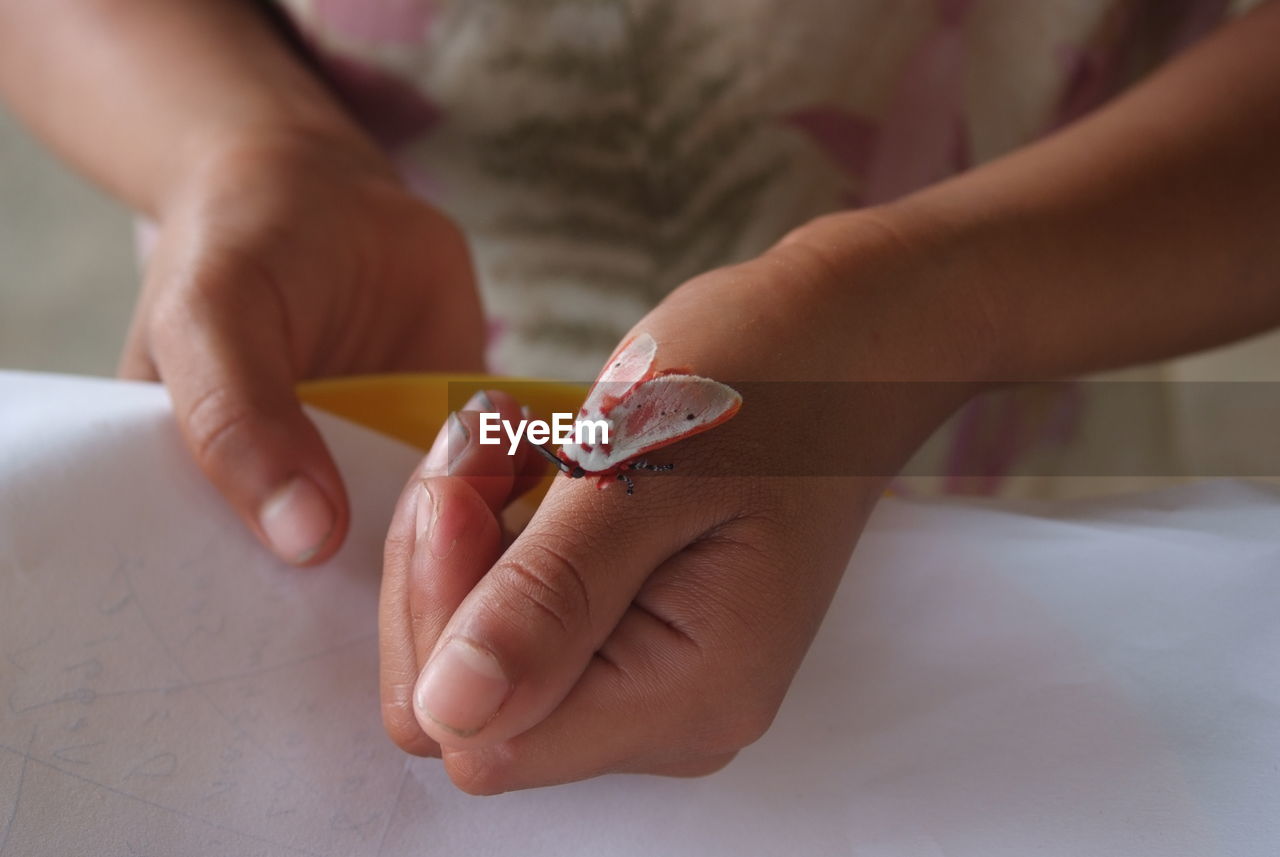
6, 628, 54, 676
0, 728, 37, 857
125, 751, 177, 781
51, 741, 102, 766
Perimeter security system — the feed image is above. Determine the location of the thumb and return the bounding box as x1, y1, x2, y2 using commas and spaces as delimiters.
410, 474, 720, 747
149, 282, 348, 566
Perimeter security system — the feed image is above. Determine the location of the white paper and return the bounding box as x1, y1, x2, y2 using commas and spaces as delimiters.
1, 370, 1277, 857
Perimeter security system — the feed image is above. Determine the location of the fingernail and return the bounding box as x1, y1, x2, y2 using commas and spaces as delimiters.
423, 412, 470, 474
415, 481, 456, 560
414, 637, 510, 738
446, 413, 469, 472
463, 390, 495, 412
259, 476, 334, 564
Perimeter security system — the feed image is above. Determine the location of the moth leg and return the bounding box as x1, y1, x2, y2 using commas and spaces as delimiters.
617, 471, 635, 495
631, 459, 674, 472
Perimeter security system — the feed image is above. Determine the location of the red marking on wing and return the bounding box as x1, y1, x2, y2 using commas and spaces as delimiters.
583, 333, 658, 417
604, 374, 742, 465
559, 336, 741, 480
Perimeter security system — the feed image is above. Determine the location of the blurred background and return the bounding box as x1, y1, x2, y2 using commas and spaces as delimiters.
5, 95, 1279, 383
1, 105, 135, 374
3, 96, 1279, 500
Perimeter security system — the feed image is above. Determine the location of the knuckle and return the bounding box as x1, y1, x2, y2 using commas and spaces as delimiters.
182, 385, 257, 469
491, 542, 593, 638
181, 266, 239, 308
147, 288, 228, 362
696, 693, 777, 756
718, 704, 776, 753
148, 257, 266, 346
146, 288, 199, 347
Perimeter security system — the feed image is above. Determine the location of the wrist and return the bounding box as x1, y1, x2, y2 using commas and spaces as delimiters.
757, 206, 1007, 471
772, 205, 1004, 388
159, 112, 397, 219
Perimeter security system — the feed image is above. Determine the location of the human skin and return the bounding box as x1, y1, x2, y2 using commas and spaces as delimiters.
2, 0, 1279, 792
377, 2, 1280, 791
0, 0, 485, 565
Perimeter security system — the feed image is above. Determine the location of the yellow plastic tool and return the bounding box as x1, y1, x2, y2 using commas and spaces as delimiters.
297, 374, 588, 504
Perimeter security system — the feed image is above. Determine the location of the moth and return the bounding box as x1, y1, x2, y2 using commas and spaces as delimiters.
533, 332, 742, 494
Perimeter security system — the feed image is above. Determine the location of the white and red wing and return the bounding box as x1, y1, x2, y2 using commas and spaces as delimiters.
563, 374, 742, 472
579, 332, 658, 420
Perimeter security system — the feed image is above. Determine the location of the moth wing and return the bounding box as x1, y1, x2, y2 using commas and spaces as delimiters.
604, 374, 742, 464
580, 332, 658, 418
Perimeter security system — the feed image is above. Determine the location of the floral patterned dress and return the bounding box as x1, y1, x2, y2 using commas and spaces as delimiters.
271, 0, 1265, 494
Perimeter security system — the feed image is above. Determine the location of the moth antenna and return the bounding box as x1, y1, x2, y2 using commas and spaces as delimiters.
533, 442, 571, 473
630, 459, 674, 472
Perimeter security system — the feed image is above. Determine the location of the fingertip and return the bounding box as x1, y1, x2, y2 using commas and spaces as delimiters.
461, 389, 497, 413
441, 744, 516, 796
258, 473, 345, 566
413, 636, 512, 743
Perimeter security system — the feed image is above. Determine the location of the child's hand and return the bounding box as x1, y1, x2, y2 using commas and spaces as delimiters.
378, 214, 987, 790
118, 134, 485, 565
